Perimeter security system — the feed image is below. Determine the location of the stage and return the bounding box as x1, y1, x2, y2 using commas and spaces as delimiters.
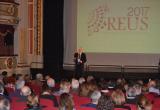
62, 64, 160, 80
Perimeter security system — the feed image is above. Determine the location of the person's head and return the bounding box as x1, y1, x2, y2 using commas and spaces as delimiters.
0, 84, 4, 94
45, 74, 51, 80
79, 82, 90, 97
47, 78, 55, 88
126, 86, 137, 99
0, 74, 4, 84
137, 95, 151, 110
1, 71, 7, 77
78, 48, 83, 53
21, 86, 31, 96
59, 93, 74, 110
71, 78, 79, 90
15, 79, 25, 90
60, 79, 71, 93
24, 74, 31, 82
86, 75, 94, 82
90, 90, 101, 104
148, 80, 156, 88
97, 94, 114, 110
36, 73, 43, 81
111, 89, 125, 105
27, 93, 39, 108
133, 83, 142, 95
0, 96, 10, 110
79, 77, 85, 84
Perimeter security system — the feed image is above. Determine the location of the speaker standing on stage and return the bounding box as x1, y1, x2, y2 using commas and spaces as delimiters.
74, 48, 87, 78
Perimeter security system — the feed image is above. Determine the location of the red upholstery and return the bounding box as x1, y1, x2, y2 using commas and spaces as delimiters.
73, 94, 91, 106
76, 106, 96, 110
153, 97, 160, 109
125, 104, 137, 110
11, 97, 27, 110
114, 108, 128, 110
40, 98, 54, 107
144, 93, 156, 102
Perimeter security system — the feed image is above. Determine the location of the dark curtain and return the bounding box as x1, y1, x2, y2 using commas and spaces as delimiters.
43, 0, 64, 79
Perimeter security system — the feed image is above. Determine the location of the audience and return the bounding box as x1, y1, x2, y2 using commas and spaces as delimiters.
0, 72, 160, 110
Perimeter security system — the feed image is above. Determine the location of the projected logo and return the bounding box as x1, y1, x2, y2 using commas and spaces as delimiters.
88, 4, 150, 36
88, 5, 109, 36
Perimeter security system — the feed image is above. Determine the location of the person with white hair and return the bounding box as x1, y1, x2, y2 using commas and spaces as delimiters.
0, 96, 10, 110
36, 73, 43, 81
21, 86, 31, 96
81, 90, 101, 108
47, 78, 55, 88
71, 78, 79, 94
79, 77, 85, 84
10, 75, 25, 98
71, 78, 79, 90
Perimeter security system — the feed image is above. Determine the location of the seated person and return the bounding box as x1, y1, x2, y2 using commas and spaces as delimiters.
71, 78, 79, 94
0, 83, 10, 101
97, 94, 114, 110
39, 85, 58, 107
15, 86, 32, 102
25, 93, 41, 110
59, 93, 75, 110
9, 76, 25, 97
81, 90, 101, 108
111, 89, 131, 110
54, 79, 71, 96
0, 96, 10, 110
137, 95, 152, 110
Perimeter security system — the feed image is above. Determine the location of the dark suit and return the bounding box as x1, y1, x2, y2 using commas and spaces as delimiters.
74, 52, 87, 78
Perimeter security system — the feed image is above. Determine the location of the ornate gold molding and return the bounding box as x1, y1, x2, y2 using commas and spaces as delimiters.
0, 2, 19, 25
36, 0, 43, 55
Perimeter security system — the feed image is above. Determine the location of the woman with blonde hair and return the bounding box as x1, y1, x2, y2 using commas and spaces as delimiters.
59, 93, 75, 110
111, 89, 131, 110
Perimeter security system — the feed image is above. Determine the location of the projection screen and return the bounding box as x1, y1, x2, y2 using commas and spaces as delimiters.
63, 0, 160, 66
